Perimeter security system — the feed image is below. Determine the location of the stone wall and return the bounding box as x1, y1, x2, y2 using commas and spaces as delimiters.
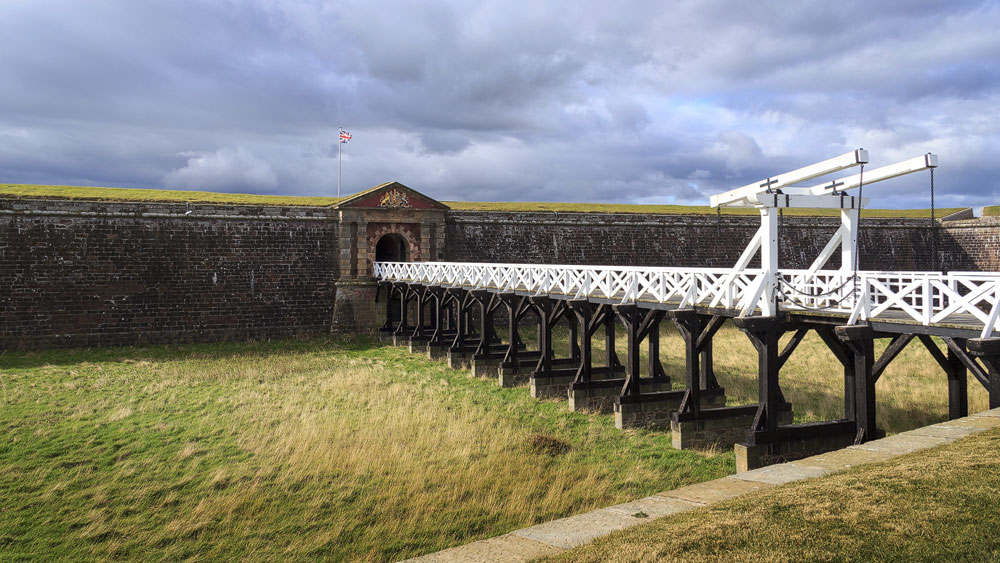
3, 196, 999, 349
1, 199, 336, 348
445, 211, 998, 272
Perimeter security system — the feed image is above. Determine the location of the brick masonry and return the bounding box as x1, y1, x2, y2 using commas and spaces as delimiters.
3, 195, 999, 349
445, 211, 1000, 271
1, 199, 337, 348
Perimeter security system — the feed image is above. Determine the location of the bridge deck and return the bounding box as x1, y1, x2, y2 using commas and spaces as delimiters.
376, 261, 1000, 339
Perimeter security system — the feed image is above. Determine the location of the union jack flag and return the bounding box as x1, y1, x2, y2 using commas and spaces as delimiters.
339, 129, 352, 143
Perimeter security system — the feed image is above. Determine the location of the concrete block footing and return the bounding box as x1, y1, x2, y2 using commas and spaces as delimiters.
447, 350, 472, 370
569, 380, 673, 414
426, 343, 450, 360
735, 428, 855, 472
409, 338, 431, 354
471, 359, 500, 379
499, 366, 531, 388
613, 390, 726, 430
672, 405, 791, 451
531, 374, 577, 399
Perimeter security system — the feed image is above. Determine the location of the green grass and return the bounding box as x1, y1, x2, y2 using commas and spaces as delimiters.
545, 427, 1000, 562
0, 183, 345, 207
0, 183, 960, 218
984, 205, 1000, 217
0, 336, 731, 561
1, 325, 986, 560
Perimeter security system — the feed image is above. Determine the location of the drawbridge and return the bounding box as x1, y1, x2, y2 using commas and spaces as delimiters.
373, 149, 1000, 470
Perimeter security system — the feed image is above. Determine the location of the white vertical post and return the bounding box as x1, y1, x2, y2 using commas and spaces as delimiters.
840, 208, 859, 272
760, 208, 779, 316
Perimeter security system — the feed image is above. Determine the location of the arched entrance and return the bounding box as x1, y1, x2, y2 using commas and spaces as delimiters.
376, 234, 409, 325
375, 233, 408, 263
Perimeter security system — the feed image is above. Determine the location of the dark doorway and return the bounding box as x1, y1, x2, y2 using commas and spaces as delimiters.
376, 234, 409, 326
376, 233, 408, 263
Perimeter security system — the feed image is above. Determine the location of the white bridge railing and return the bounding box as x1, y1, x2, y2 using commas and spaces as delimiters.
374, 261, 1000, 338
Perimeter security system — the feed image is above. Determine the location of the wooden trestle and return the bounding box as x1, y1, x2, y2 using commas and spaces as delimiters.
375, 281, 1000, 470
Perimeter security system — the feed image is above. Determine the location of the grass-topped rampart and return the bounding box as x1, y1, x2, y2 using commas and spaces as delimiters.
0, 183, 962, 218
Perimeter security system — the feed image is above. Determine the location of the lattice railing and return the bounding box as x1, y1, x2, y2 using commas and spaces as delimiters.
374, 261, 1000, 337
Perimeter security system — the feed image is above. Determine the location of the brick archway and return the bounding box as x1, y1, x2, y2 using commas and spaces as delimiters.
366, 223, 421, 273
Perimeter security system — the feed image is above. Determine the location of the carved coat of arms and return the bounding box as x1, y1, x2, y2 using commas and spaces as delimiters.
378, 188, 410, 208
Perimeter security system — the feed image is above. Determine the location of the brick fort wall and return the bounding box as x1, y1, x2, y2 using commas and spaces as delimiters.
445, 211, 1000, 272
1, 199, 336, 348
2, 197, 998, 349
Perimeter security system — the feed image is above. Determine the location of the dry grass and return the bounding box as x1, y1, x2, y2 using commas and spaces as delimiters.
547, 427, 1000, 562
1, 323, 985, 560
0, 337, 730, 561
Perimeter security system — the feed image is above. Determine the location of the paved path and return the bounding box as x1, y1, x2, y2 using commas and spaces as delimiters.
402, 407, 1000, 562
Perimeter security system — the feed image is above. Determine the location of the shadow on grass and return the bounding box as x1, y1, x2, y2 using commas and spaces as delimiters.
0, 334, 381, 370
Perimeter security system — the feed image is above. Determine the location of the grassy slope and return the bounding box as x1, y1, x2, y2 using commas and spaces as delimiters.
985, 205, 1000, 216
548, 427, 1000, 562
0, 183, 959, 218
0, 336, 731, 561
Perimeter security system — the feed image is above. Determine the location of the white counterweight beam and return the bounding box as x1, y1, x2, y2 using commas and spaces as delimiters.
796, 153, 938, 196
709, 149, 868, 208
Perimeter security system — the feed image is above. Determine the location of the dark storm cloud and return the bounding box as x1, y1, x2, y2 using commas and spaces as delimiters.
0, 0, 998, 207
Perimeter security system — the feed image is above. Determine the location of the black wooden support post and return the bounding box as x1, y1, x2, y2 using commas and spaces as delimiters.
671, 309, 703, 416
409, 285, 427, 339
613, 304, 641, 398
815, 326, 853, 419
947, 339, 969, 419
395, 284, 413, 337
472, 291, 495, 356
646, 312, 667, 381
695, 316, 725, 391
604, 307, 619, 369
568, 311, 581, 361
968, 337, 1000, 409
836, 324, 877, 444
700, 343, 717, 390
449, 290, 467, 347
428, 287, 446, 344
531, 296, 554, 377
568, 300, 594, 383
736, 317, 783, 442
499, 294, 521, 368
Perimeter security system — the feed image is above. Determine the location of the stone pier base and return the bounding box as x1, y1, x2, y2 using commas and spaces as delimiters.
447, 349, 473, 370
671, 403, 792, 451
735, 422, 863, 471
427, 343, 450, 360
409, 337, 431, 354
471, 358, 501, 379
569, 379, 673, 414
499, 366, 531, 387
530, 367, 622, 399
614, 389, 727, 430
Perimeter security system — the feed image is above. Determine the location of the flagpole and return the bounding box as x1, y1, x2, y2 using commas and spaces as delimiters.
338, 127, 343, 198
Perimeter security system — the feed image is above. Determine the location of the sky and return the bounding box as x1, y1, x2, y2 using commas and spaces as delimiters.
1, 0, 998, 209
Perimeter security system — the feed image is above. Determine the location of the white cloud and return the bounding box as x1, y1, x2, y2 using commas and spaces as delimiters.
0, 0, 997, 208
163, 147, 278, 192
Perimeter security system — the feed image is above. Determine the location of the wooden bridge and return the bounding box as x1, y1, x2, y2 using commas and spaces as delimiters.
372, 150, 1000, 470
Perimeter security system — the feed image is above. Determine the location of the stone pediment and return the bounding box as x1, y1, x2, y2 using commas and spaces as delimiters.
334, 182, 449, 210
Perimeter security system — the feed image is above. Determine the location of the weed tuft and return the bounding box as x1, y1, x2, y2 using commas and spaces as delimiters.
528, 433, 572, 456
